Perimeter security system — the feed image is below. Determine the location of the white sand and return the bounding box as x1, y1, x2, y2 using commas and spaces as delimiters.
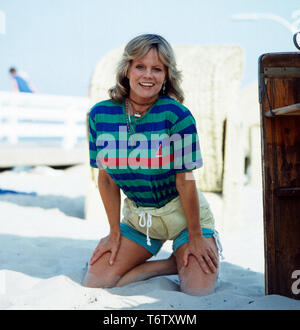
0, 164, 300, 310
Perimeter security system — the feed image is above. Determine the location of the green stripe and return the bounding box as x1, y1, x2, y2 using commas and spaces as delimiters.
117, 176, 175, 189
171, 114, 196, 133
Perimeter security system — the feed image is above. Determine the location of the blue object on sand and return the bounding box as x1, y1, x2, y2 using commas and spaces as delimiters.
11, 166, 33, 173
0, 189, 37, 196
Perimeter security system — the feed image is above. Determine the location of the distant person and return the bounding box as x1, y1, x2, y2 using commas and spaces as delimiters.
9, 67, 37, 93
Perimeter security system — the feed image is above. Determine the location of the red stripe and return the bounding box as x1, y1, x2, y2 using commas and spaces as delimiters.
99, 154, 174, 167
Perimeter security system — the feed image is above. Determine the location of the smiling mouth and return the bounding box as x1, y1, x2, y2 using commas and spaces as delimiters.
139, 82, 155, 87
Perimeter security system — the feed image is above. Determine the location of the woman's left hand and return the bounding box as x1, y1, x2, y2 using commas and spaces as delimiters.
182, 234, 218, 274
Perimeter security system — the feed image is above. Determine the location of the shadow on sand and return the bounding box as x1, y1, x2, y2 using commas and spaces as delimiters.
0, 193, 85, 218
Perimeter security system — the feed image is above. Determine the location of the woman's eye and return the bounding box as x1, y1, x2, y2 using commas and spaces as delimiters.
136, 65, 144, 69
153, 68, 162, 72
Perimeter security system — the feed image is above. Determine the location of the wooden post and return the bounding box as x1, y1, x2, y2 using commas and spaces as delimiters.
259, 53, 300, 299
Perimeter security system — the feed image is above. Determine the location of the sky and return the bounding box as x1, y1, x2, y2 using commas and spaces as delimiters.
0, 0, 299, 97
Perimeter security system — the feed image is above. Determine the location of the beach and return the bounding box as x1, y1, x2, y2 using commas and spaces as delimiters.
0, 164, 300, 310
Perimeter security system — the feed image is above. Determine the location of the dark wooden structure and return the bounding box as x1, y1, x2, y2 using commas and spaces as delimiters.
259, 53, 300, 299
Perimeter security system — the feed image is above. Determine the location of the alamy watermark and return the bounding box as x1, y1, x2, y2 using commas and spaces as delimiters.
291, 270, 300, 295
94, 126, 202, 178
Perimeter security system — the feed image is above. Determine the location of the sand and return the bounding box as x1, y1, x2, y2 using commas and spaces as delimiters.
0, 164, 300, 310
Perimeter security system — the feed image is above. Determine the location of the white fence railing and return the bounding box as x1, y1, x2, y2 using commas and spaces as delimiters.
0, 91, 90, 167
0, 91, 89, 149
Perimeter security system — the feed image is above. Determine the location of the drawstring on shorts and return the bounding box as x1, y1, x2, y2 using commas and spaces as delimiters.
137, 209, 224, 260
138, 211, 152, 246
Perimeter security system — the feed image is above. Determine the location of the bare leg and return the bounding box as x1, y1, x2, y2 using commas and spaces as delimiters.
115, 253, 178, 287
175, 237, 219, 296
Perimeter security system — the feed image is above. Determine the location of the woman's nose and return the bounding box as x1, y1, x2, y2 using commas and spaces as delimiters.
143, 69, 153, 78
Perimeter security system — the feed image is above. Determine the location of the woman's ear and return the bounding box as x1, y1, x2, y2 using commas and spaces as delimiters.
126, 63, 131, 79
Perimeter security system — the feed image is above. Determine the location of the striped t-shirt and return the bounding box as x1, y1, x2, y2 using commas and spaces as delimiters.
88, 95, 203, 208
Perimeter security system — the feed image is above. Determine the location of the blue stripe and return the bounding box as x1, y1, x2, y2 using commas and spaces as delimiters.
122, 181, 177, 194
136, 120, 173, 132
96, 123, 126, 131
90, 159, 98, 167
122, 185, 152, 193
89, 141, 97, 151
96, 121, 174, 132
131, 196, 157, 206
129, 192, 179, 207
91, 105, 123, 116
109, 170, 175, 182
176, 124, 197, 135
151, 103, 185, 118
173, 110, 191, 125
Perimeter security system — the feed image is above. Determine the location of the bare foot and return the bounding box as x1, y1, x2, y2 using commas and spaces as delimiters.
167, 253, 178, 275
115, 253, 178, 287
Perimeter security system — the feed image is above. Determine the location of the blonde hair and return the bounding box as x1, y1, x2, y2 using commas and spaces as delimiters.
109, 34, 184, 103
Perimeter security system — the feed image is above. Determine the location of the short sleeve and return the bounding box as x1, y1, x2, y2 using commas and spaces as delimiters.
170, 109, 203, 173
88, 111, 101, 168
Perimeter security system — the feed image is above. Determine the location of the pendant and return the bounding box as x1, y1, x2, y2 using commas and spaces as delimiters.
134, 113, 141, 118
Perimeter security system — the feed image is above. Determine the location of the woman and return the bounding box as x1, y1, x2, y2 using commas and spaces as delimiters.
84, 34, 222, 296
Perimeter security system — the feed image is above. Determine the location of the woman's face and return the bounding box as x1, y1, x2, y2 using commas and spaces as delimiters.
127, 47, 167, 103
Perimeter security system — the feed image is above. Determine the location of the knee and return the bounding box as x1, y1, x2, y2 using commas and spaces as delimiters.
82, 270, 121, 288
179, 266, 216, 297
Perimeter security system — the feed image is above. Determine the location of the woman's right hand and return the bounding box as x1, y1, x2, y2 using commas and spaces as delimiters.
89, 233, 121, 266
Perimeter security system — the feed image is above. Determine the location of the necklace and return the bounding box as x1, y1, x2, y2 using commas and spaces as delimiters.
129, 101, 148, 118
125, 98, 136, 136
125, 97, 157, 136
129, 97, 157, 118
